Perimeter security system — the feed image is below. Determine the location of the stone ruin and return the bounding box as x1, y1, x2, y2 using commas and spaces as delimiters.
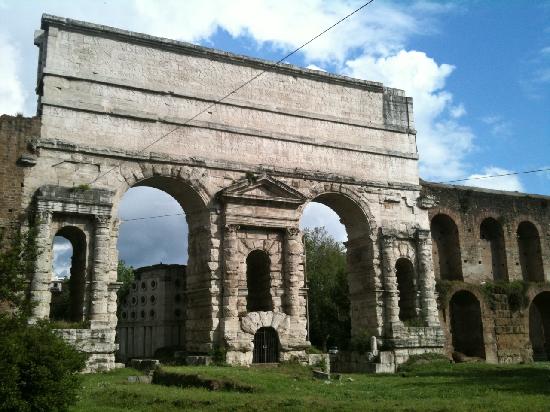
0, 15, 548, 372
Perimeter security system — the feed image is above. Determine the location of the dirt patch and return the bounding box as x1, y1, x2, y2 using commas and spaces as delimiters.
152, 369, 255, 392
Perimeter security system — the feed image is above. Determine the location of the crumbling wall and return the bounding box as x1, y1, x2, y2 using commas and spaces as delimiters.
422, 181, 550, 363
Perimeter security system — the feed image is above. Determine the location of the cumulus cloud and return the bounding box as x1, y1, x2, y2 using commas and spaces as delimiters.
461, 167, 524, 192
481, 115, 511, 137
300, 202, 347, 242
0, 33, 26, 115
346, 50, 474, 179
117, 187, 188, 268
52, 236, 72, 278
450, 103, 466, 119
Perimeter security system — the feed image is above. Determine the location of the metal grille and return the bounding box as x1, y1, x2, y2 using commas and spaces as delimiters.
253, 327, 279, 363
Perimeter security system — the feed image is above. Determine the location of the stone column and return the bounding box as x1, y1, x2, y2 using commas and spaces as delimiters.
223, 224, 240, 320
90, 214, 111, 325
381, 233, 400, 326
30, 209, 53, 321
416, 229, 439, 326
284, 227, 303, 317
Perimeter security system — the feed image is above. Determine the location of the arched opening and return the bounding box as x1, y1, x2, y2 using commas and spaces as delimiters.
246, 250, 272, 312
449, 291, 485, 359
430, 214, 462, 281
395, 258, 416, 322
518, 221, 544, 282
480, 218, 508, 281
116, 176, 209, 359
50, 226, 87, 323
529, 292, 550, 361
300, 192, 374, 352
252, 327, 279, 363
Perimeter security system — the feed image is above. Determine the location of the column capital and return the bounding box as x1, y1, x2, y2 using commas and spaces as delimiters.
286, 227, 300, 238
95, 214, 111, 227
224, 224, 240, 234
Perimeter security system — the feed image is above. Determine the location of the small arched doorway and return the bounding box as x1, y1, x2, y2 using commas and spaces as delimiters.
253, 327, 279, 363
449, 291, 485, 358
529, 292, 550, 361
518, 222, 544, 282
246, 250, 272, 312
430, 214, 463, 281
395, 258, 417, 322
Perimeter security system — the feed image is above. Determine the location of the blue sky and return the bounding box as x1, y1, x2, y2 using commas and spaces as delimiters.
0, 1, 547, 272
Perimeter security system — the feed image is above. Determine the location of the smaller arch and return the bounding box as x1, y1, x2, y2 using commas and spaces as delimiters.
529, 292, 550, 361
395, 258, 417, 322
430, 214, 463, 281
246, 250, 272, 312
252, 327, 280, 363
449, 290, 485, 359
480, 218, 508, 281
518, 221, 544, 282
49, 226, 87, 323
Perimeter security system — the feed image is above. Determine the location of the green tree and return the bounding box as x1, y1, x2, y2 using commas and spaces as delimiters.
0, 226, 86, 412
117, 259, 135, 300
304, 227, 350, 351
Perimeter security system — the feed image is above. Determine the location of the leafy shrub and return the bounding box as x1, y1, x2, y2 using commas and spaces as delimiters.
305, 346, 323, 354
350, 329, 373, 354
0, 316, 86, 412
481, 280, 529, 311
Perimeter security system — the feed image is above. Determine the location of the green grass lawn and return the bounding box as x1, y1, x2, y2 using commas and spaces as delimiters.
73, 361, 550, 411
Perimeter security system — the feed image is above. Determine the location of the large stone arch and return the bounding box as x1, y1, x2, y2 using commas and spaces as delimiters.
517, 221, 544, 282
430, 213, 463, 281
479, 216, 508, 282
299, 183, 381, 340
113, 163, 221, 354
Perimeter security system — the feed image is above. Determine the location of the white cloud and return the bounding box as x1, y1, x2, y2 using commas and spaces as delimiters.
0, 33, 26, 115
346, 50, 474, 180
306, 64, 326, 72
462, 167, 524, 192
481, 115, 511, 137
300, 202, 347, 242
450, 103, 466, 118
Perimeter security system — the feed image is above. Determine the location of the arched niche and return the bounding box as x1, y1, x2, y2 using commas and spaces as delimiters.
480, 217, 508, 281
50, 226, 87, 322
449, 290, 485, 359
252, 327, 280, 363
430, 214, 463, 281
395, 258, 416, 322
518, 221, 544, 282
246, 250, 272, 312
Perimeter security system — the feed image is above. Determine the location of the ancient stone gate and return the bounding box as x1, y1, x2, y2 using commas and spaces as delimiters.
22, 15, 444, 370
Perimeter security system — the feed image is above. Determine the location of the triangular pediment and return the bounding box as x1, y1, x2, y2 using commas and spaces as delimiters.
219, 174, 306, 206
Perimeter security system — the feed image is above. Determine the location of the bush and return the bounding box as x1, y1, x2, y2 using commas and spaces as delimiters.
0, 316, 87, 412
350, 329, 373, 354
481, 280, 529, 311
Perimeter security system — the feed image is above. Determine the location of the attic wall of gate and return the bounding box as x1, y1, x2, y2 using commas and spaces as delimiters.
12, 15, 446, 371
421, 182, 550, 363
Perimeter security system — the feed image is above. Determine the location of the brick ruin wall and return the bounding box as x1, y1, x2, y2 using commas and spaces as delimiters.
421, 182, 550, 363
0, 115, 40, 244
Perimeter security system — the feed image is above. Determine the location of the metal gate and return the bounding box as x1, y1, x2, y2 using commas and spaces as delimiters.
253, 327, 279, 363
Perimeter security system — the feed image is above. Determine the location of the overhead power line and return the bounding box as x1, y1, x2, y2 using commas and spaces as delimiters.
89, 0, 376, 185
439, 167, 550, 184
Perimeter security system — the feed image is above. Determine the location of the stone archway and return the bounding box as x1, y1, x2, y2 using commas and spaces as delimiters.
430, 214, 462, 281
518, 221, 544, 282
395, 257, 416, 322
114, 172, 217, 355
529, 292, 550, 361
480, 217, 508, 281
449, 290, 485, 359
252, 327, 280, 363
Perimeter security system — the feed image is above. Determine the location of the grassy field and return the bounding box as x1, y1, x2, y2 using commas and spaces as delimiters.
73, 361, 550, 411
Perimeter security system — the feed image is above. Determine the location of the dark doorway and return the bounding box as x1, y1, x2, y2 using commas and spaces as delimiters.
480, 218, 508, 281
518, 222, 544, 282
246, 250, 272, 312
529, 292, 550, 361
450, 291, 485, 358
430, 214, 463, 281
395, 258, 417, 322
253, 327, 279, 363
